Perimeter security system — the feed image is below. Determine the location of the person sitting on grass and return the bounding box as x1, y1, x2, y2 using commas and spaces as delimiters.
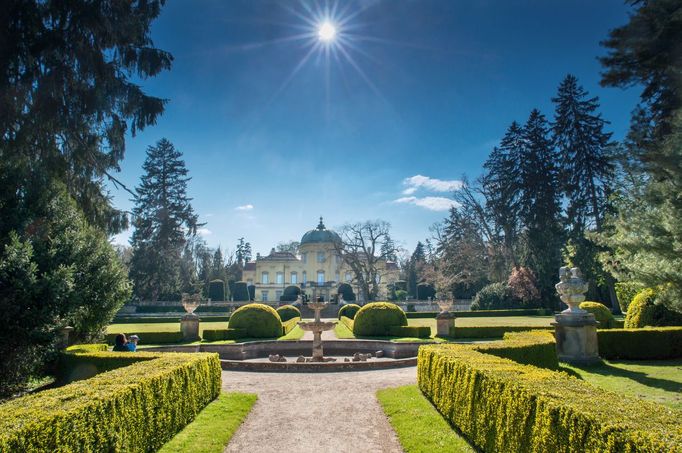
113, 333, 137, 352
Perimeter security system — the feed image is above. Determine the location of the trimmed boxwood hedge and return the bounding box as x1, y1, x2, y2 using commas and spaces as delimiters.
418, 334, 681, 452
202, 328, 246, 342
276, 305, 301, 322
228, 303, 282, 338
106, 331, 185, 345
1, 352, 221, 452
579, 301, 616, 328
65, 343, 108, 353
113, 315, 231, 323
387, 325, 431, 338
281, 317, 300, 335
338, 303, 361, 320
405, 308, 552, 318
597, 327, 682, 360
448, 325, 552, 339
340, 316, 354, 332
353, 302, 407, 336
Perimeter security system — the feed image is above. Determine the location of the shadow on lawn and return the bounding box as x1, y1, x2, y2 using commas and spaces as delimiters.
570, 361, 682, 394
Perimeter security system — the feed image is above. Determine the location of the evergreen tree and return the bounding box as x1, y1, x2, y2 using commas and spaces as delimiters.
380, 236, 398, 262
407, 242, 426, 298
517, 109, 564, 306
129, 139, 199, 301
236, 237, 252, 264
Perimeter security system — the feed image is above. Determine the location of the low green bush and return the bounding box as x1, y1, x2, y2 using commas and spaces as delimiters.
106, 331, 185, 345
353, 302, 407, 336
340, 316, 354, 332
448, 325, 552, 339
338, 303, 361, 320
1, 352, 221, 452
405, 308, 552, 318
418, 337, 680, 452
625, 288, 682, 328
470, 282, 514, 310
478, 331, 558, 369
276, 305, 301, 322
228, 303, 282, 338
579, 301, 616, 328
614, 281, 644, 313
387, 325, 431, 338
597, 327, 682, 360
202, 328, 246, 342
65, 344, 108, 353
281, 317, 300, 335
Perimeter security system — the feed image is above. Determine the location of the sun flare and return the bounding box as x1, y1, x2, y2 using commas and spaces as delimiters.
318, 21, 337, 42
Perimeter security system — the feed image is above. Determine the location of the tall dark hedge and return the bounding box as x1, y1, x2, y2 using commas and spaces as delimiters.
280, 285, 301, 302
417, 283, 436, 300
233, 282, 249, 302
338, 283, 356, 301
208, 279, 225, 301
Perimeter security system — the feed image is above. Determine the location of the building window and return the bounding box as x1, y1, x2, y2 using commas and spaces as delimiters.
276, 272, 284, 285
335, 272, 340, 283
290, 272, 298, 284
261, 291, 269, 302
302, 252, 307, 264
275, 290, 282, 301
336, 254, 342, 264
261, 272, 269, 284
317, 251, 325, 263
317, 271, 325, 284
302, 271, 307, 284
345, 272, 352, 282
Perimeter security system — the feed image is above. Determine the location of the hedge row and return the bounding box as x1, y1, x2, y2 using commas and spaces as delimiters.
597, 327, 682, 360
340, 316, 354, 332
65, 343, 108, 354
282, 317, 301, 335
135, 305, 230, 314
106, 331, 185, 345
113, 315, 231, 324
202, 328, 246, 342
387, 325, 432, 338
418, 337, 681, 452
0, 352, 222, 452
405, 308, 553, 318
448, 325, 552, 339
475, 331, 558, 369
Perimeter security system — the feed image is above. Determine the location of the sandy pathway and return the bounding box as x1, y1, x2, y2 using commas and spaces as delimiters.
222, 367, 416, 453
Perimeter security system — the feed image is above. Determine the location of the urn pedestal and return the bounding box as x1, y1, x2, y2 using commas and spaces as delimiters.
181, 313, 200, 341
552, 312, 600, 364
436, 312, 457, 337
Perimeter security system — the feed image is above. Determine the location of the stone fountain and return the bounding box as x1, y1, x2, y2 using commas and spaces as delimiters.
551, 267, 599, 364
181, 293, 201, 341
298, 301, 338, 362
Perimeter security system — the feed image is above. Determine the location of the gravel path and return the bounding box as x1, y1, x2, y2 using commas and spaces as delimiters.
222, 367, 416, 453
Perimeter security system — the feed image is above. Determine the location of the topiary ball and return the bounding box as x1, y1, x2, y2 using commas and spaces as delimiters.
625, 288, 682, 328
579, 301, 615, 328
276, 305, 301, 322
228, 303, 283, 338
338, 303, 361, 320
353, 302, 407, 336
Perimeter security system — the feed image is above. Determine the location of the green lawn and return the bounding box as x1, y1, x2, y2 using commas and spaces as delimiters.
562, 359, 682, 411
407, 315, 554, 331
158, 392, 257, 453
377, 385, 475, 453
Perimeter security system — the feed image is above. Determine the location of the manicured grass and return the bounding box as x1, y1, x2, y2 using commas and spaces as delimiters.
107, 321, 228, 335
377, 385, 475, 453
158, 392, 257, 453
334, 320, 355, 339
562, 359, 682, 411
278, 325, 305, 340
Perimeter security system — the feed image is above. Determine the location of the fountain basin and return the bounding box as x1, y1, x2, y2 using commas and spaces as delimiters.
298, 321, 337, 331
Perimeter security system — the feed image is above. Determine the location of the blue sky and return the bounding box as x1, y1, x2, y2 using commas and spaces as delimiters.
110, 0, 640, 256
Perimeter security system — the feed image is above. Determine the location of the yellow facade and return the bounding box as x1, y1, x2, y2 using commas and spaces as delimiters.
241, 218, 399, 303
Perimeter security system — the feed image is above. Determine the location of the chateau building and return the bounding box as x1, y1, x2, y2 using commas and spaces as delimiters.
242, 218, 399, 303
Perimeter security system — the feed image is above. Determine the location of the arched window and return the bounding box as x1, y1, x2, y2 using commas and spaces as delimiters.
317, 270, 325, 284
290, 272, 298, 284
261, 272, 269, 284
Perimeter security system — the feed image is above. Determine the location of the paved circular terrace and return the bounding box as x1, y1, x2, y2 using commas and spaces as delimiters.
222, 366, 417, 453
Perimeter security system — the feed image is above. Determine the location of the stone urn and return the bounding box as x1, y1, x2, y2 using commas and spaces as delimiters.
435, 297, 456, 337
181, 293, 201, 341
555, 267, 589, 313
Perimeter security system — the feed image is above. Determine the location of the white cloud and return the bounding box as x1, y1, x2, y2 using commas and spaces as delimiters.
402, 174, 463, 193
235, 204, 254, 211
393, 196, 459, 211
197, 228, 212, 236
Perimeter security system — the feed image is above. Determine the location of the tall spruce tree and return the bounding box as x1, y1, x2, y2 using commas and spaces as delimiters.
518, 109, 564, 306
129, 139, 199, 301
407, 242, 426, 297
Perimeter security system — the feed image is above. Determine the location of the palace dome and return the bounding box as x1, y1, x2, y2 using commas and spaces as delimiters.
300, 217, 340, 245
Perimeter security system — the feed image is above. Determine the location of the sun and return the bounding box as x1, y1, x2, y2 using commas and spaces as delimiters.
317, 21, 337, 42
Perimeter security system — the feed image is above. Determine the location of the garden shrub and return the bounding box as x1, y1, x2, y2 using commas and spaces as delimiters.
625, 288, 682, 328
208, 279, 225, 301
202, 328, 246, 342
507, 266, 541, 307
279, 285, 301, 302
338, 303, 361, 320
395, 289, 408, 301
597, 327, 682, 360
58, 351, 157, 384
105, 331, 185, 345
65, 343, 108, 353
614, 281, 644, 313
276, 305, 301, 321
470, 282, 514, 310
416, 283, 436, 300
406, 308, 552, 318
228, 303, 282, 338
337, 283, 356, 301
1, 352, 221, 452
340, 316, 354, 331
353, 302, 407, 336
232, 282, 250, 302
479, 331, 558, 369
449, 325, 553, 339
387, 325, 431, 338
418, 338, 680, 452
281, 317, 300, 335
579, 301, 616, 328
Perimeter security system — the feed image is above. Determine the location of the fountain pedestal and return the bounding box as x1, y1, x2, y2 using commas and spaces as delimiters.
181, 293, 201, 342
435, 299, 456, 337
298, 301, 337, 362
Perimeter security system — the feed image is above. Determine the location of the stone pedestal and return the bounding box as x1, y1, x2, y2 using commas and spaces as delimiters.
58, 326, 74, 349
312, 330, 324, 361
181, 313, 200, 341
436, 312, 456, 337
552, 312, 600, 364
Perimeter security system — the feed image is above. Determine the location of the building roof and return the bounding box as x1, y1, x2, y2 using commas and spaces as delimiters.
258, 249, 299, 262
243, 261, 256, 271
300, 217, 340, 245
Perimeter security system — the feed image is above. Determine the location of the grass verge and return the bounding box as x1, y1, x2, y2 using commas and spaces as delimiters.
278, 325, 305, 340
158, 392, 257, 453
377, 385, 475, 453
